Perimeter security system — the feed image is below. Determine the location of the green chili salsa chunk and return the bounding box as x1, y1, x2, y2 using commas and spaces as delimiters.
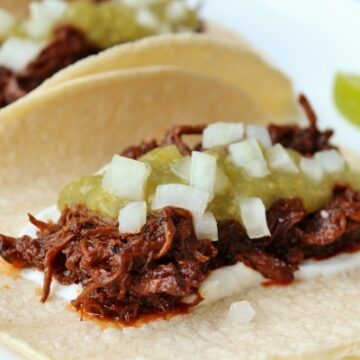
0, 0, 201, 48
58, 145, 360, 221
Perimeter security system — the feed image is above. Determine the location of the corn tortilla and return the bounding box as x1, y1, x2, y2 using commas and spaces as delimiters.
0, 67, 359, 359
36, 33, 298, 124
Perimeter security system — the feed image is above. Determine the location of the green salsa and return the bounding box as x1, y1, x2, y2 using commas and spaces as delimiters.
58, 145, 360, 220
0, 0, 200, 48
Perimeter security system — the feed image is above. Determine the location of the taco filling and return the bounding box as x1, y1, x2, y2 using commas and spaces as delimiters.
1, 95, 360, 325
0, 0, 201, 108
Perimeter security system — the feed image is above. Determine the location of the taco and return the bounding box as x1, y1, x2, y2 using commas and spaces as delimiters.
0, 66, 359, 359
37, 33, 297, 124
0, 0, 202, 108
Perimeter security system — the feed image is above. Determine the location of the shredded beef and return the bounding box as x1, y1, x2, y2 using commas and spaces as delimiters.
0, 95, 358, 323
122, 96, 334, 160
0, 25, 99, 108
0, 206, 216, 323
268, 95, 334, 155
1, 186, 360, 323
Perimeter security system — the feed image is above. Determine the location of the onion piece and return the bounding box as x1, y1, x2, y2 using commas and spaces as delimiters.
190, 151, 217, 195
170, 156, 191, 181
229, 139, 269, 178
118, 201, 147, 234
0, 37, 44, 72
214, 167, 230, 194
226, 301, 256, 324
246, 124, 272, 147
199, 269, 238, 304
300, 157, 324, 182
23, 0, 68, 38
239, 197, 270, 239
136, 7, 160, 29
266, 143, 299, 174
102, 155, 151, 201
152, 184, 210, 215
0, 9, 16, 35
315, 149, 345, 173
166, 1, 187, 21
202, 122, 244, 149
193, 212, 218, 241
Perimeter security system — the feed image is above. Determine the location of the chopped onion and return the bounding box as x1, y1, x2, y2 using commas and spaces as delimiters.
198, 279, 220, 303
193, 212, 218, 241
300, 157, 323, 182
226, 301, 256, 324
199, 269, 237, 302
136, 7, 160, 29
202, 122, 244, 149
166, 1, 186, 21
0, 9, 16, 35
229, 139, 269, 178
214, 167, 230, 194
266, 143, 299, 174
239, 197, 270, 239
0, 37, 44, 72
246, 124, 272, 147
170, 156, 191, 181
315, 149, 345, 173
102, 155, 151, 201
152, 184, 210, 215
118, 201, 147, 234
123, 0, 162, 7
190, 151, 217, 195
23, 0, 68, 38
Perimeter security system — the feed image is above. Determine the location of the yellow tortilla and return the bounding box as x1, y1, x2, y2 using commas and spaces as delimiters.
36, 33, 298, 124
0, 67, 359, 360
0, 0, 30, 18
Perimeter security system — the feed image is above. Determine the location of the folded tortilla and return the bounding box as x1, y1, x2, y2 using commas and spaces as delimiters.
0, 67, 359, 360
0, 0, 30, 18
35, 33, 298, 124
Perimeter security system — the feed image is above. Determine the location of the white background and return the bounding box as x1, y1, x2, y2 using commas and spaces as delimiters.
1, 1, 360, 358
203, 0, 360, 152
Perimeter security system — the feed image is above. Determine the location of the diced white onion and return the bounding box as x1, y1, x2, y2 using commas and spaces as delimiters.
23, 0, 68, 38
229, 139, 269, 178
190, 151, 217, 195
200, 269, 237, 302
300, 157, 324, 182
118, 201, 147, 234
152, 184, 210, 215
0, 9, 16, 35
166, 1, 187, 21
94, 163, 110, 175
0, 37, 44, 72
214, 167, 230, 194
315, 149, 345, 173
226, 301, 256, 325
198, 279, 220, 304
123, 0, 162, 7
102, 155, 151, 201
202, 122, 244, 149
170, 156, 191, 181
266, 143, 299, 174
193, 212, 218, 241
136, 7, 160, 29
239, 197, 270, 239
246, 124, 272, 147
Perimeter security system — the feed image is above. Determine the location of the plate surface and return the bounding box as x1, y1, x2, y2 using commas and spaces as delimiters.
1, 0, 360, 358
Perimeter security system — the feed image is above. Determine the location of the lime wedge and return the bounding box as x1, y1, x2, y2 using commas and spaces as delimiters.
334, 73, 360, 126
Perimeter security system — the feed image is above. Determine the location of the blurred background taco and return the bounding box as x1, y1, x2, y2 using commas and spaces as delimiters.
0, 0, 202, 108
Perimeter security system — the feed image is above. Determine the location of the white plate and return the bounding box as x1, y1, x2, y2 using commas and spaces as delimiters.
204, 0, 360, 152
2, 0, 360, 358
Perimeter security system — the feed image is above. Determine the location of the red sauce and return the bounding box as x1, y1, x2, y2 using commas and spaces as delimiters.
261, 279, 293, 288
